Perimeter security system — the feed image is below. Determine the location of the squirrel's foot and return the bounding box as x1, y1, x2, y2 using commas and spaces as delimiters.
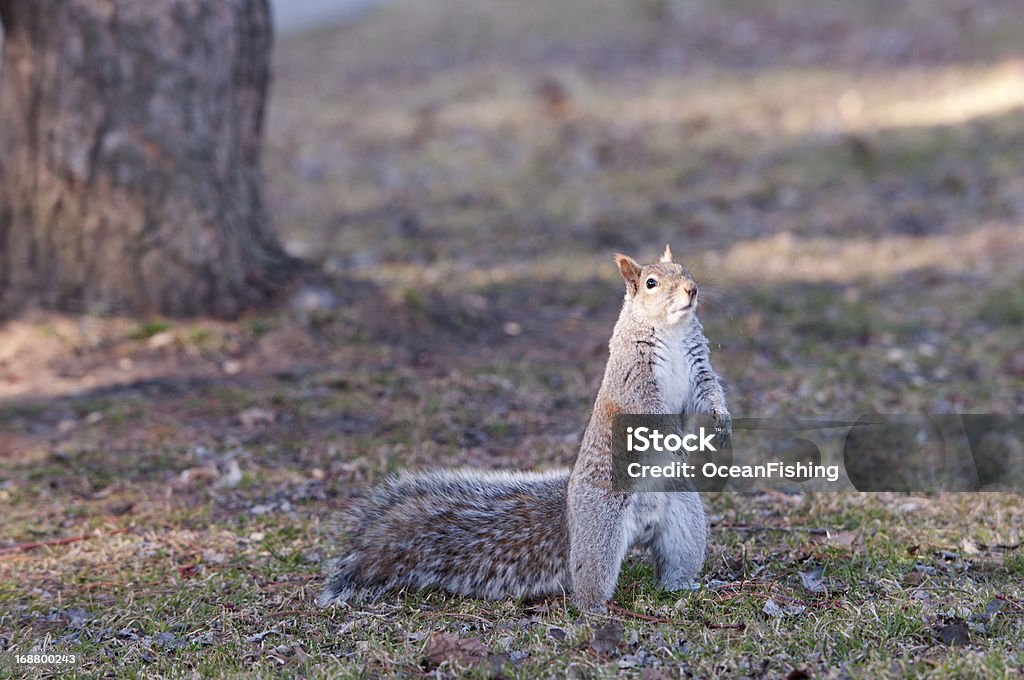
660, 578, 702, 592
581, 602, 608, 615
572, 594, 609, 615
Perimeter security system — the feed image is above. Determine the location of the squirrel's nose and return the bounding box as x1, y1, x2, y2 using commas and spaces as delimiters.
683, 283, 697, 299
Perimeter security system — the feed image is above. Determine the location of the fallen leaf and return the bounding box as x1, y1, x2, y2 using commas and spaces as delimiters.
974, 598, 1007, 624
292, 645, 312, 664
589, 620, 624, 656
799, 567, 825, 593
154, 632, 184, 648
105, 500, 135, 516
547, 627, 567, 641
903, 570, 925, 586
245, 628, 276, 644
764, 598, 806, 618
936, 621, 970, 646
179, 465, 219, 487
424, 632, 490, 668
64, 608, 90, 628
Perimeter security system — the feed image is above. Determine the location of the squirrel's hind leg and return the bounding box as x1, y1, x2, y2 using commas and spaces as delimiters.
568, 487, 630, 613
651, 492, 707, 591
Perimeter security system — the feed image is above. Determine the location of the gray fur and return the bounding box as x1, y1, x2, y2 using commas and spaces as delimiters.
320, 249, 730, 612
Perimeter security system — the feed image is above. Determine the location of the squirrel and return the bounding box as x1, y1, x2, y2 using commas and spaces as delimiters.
319, 245, 731, 612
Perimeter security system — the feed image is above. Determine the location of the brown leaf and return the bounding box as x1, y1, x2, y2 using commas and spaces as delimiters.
903, 570, 925, 586
178, 465, 219, 487
589, 620, 624, 656
105, 500, 135, 516
424, 632, 490, 668
292, 645, 312, 664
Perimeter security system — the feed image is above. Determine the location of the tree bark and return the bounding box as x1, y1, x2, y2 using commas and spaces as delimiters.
0, 0, 300, 317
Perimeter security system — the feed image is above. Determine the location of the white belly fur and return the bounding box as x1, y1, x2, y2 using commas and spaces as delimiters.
652, 329, 693, 413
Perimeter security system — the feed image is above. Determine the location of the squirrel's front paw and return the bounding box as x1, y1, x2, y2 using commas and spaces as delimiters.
712, 410, 732, 450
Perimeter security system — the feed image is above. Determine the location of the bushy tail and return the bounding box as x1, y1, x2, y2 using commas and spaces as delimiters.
319, 468, 571, 605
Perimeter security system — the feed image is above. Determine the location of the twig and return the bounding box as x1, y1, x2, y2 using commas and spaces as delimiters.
705, 622, 746, 630
0, 528, 131, 556
980, 542, 1022, 552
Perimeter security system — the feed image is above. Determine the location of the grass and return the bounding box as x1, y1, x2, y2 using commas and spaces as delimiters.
2, 0, 1024, 676
2, 494, 1021, 677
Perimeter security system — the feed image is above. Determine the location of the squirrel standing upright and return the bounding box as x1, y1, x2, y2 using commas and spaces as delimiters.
319, 245, 731, 612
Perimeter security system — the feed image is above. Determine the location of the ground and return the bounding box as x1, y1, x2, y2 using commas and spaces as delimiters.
2, 0, 1024, 677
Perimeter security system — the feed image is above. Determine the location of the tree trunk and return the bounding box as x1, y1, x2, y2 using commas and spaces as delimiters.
0, 0, 300, 317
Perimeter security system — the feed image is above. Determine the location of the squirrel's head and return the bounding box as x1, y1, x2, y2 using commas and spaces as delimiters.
614, 245, 698, 329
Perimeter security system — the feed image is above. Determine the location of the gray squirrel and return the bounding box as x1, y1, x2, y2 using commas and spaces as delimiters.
319, 245, 731, 612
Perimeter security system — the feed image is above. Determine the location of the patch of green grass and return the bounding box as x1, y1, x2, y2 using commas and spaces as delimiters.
977, 288, 1024, 326
128, 319, 173, 340
0, 402, 45, 427
245, 315, 279, 338
401, 287, 429, 316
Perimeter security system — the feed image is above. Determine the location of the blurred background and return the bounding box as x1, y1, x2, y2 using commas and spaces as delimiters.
2, 0, 1022, 519
262, 0, 1024, 416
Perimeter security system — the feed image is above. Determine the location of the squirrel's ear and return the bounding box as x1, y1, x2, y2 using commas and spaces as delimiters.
660, 244, 673, 263
614, 253, 642, 296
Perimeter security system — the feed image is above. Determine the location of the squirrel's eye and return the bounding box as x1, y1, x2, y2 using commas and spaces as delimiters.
646, 278, 658, 289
